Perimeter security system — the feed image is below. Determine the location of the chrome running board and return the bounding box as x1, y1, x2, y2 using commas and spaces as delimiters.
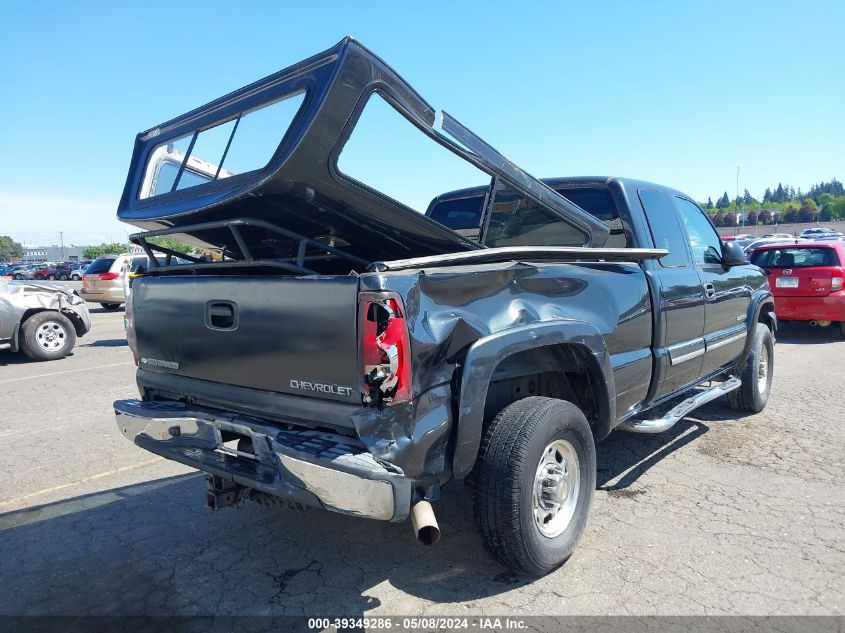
619, 377, 742, 434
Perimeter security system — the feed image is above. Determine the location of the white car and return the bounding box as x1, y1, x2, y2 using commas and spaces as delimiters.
742, 237, 806, 255
81, 252, 190, 309
798, 227, 838, 239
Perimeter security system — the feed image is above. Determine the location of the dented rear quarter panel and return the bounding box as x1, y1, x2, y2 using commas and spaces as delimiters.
355, 259, 653, 481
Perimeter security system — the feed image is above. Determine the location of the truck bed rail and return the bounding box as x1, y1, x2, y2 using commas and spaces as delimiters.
369, 246, 669, 271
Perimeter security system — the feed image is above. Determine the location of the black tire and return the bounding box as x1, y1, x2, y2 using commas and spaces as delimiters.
100, 303, 122, 311
727, 323, 774, 413
47, 274, 56, 280
14, 273, 23, 279
472, 396, 596, 576
59, 274, 69, 280
71, 274, 81, 281
19, 311, 77, 361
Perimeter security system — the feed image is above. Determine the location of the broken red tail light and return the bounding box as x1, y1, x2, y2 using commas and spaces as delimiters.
98, 272, 120, 281
360, 293, 411, 405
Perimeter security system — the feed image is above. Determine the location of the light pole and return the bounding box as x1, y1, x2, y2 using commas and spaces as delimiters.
737, 166, 743, 234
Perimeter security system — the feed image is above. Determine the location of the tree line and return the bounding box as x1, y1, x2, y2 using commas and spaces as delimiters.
0, 236, 197, 262
82, 238, 196, 260
702, 179, 845, 226
0, 236, 24, 261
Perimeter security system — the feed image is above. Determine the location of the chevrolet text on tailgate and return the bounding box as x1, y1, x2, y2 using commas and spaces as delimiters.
114, 38, 776, 576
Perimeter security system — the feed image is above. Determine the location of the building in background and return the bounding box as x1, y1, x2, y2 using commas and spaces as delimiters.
21, 246, 87, 262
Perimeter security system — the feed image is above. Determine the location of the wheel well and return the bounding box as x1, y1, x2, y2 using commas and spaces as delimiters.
481, 344, 600, 431
20, 308, 86, 337
758, 301, 776, 334
20, 308, 45, 328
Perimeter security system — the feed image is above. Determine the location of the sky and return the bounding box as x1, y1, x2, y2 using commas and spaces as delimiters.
1, 0, 842, 247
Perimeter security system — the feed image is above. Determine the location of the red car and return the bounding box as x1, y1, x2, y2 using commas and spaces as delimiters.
750, 242, 845, 337
31, 265, 73, 280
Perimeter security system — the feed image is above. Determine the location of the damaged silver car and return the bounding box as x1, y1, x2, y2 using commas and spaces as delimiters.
0, 281, 91, 361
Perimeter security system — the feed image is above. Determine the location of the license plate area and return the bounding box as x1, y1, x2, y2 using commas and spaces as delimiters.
776, 277, 799, 288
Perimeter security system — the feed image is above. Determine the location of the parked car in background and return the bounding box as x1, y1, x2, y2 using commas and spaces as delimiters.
81, 252, 179, 309
762, 233, 793, 239
69, 265, 87, 280
750, 243, 845, 337
11, 264, 41, 280
810, 231, 845, 241
0, 281, 91, 360
32, 264, 74, 280
5, 265, 24, 279
743, 237, 805, 255
721, 233, 755, 242
81, 254, 129, 309
799, 227, 838, 239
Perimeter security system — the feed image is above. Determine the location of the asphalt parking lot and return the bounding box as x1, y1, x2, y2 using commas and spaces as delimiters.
0, 299, 843, 618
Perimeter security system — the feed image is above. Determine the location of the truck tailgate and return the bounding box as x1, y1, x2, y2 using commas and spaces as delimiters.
132, 275, 361, 404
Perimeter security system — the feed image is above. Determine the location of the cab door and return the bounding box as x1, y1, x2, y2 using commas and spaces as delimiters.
673, 197, 752, 377
638, 189, 706, 399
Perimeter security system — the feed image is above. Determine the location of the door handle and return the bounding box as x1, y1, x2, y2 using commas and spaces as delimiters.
703, 282, 716, 299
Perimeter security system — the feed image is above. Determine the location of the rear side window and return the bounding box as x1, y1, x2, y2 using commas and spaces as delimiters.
556, 187, 618, 223
86, 258, 116, 274
638, 189, 688, 267
428, 186, 622, 237
556, 187, 627, 248
130, 257, 152, 272
427, 196, 484, 230
751, 247, 840, 268
483, 187, 587, 248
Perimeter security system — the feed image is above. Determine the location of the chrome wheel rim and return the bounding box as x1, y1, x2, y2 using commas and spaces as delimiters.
533, 439, 580, 538
36, 321, 67, 351
757, 344, 769, 393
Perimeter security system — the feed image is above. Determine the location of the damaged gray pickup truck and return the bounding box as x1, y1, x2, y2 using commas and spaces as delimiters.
113, 38, 776, 576
0, 281, 90, 361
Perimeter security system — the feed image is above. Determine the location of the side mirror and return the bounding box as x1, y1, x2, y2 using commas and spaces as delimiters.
721, 240, 747, 267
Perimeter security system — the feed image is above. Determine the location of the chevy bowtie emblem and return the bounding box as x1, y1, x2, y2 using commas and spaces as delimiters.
783, 269, 792, 275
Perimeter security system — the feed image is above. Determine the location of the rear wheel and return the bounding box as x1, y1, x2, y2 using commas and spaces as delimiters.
47, 274, 56, 280
472, 397, 596, 576
727, 323, 774, 412
14, 273, 23, 279
59, 273, 69, 280
100, 303, 121, 311
71, 274, 81, 281
20, 312, 77, 361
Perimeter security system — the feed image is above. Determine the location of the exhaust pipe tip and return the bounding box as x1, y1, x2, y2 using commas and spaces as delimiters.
410, 500, 441, 545
417, 525, 441, 546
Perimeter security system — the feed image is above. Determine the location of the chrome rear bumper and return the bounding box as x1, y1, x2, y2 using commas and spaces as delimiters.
114, 399, 410, 522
